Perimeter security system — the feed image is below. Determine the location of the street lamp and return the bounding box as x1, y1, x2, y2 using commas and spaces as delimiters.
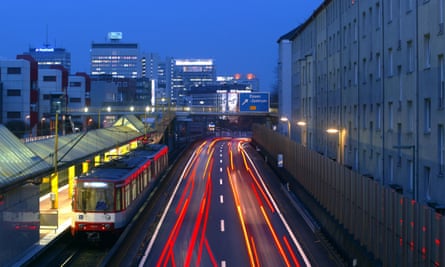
84, 107, 90, 130
25, 114, 30, 138
280, 117, 291, 138
144, 106, 150, 135
40, 117, 46, 136
297, 120, 307, 146
326, 128, 344, 164
326, 128, 339, 134
297, 121, 306, 126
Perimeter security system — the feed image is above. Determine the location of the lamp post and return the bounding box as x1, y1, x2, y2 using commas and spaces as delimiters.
145, 106, 150, 135
326, 128, 344, 164
25, 114, 30, 138
84, 107, 89, 130
106, 106, 112, 127
297, 121, 307, 147
40, 117, 46, 136
280, 117, 291, 138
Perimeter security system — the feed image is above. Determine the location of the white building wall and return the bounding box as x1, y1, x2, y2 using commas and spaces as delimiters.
38, 68, 63, 118
0, 59, 31, 124
67, 75, 86, 111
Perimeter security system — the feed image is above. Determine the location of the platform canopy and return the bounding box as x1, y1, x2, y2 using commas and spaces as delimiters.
0, 125, 52, 190
0, 115, 148, 191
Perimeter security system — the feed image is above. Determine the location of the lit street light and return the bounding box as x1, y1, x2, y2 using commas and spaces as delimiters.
297, 120, 307, 147
280, 117, 291, 138
326, 127, 345, 164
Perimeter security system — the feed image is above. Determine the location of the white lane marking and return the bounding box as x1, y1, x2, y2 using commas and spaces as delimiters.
220, 195, 224, 204
220, 219, 225, 232
220, 159, 223, 163
220, 153, 223, 157
219, 178, 223, 185
220, 167, 223, 172
221, 260, 226, 267
243, 147, 312, 267
138, 150, 198, 266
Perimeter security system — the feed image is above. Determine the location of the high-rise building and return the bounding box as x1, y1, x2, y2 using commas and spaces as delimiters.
172, 59, 216, 105
140, 53, 172, 106
216, 73, 259, 91
90, 32, 139, 78
24, 47, 71, 73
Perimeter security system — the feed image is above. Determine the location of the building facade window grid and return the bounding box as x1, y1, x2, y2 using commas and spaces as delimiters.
279, 0, 445, 206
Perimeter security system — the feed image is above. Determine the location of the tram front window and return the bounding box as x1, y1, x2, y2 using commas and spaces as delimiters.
76, 181, 114, 212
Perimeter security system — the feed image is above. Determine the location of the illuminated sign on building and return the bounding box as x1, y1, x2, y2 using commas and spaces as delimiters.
175, 59, 213, 66
35, 48, 55, 52
108, 32, 123, 40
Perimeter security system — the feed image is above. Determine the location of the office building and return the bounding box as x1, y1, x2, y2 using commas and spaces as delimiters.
217, 73, 259, 91
24, 47, 71, 73
172, 59, 216, 105
90, 32, 139, 78
140, 53, 172, 107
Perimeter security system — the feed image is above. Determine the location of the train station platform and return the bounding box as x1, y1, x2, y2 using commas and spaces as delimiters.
14, 185, 72, 267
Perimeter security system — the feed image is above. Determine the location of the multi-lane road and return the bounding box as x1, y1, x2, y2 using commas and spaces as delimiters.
138, 137, 334, 267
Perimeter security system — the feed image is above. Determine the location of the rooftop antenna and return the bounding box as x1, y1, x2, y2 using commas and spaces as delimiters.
44, 24, 50, 48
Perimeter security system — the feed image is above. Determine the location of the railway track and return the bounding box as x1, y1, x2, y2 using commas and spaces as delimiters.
24, 144, 189, 267
23, 230, 110, 267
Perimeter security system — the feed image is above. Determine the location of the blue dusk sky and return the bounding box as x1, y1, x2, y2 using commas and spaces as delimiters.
0, 0, 322, 91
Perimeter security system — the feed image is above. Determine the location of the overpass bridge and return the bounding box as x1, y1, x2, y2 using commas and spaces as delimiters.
66, 105, 278, 140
